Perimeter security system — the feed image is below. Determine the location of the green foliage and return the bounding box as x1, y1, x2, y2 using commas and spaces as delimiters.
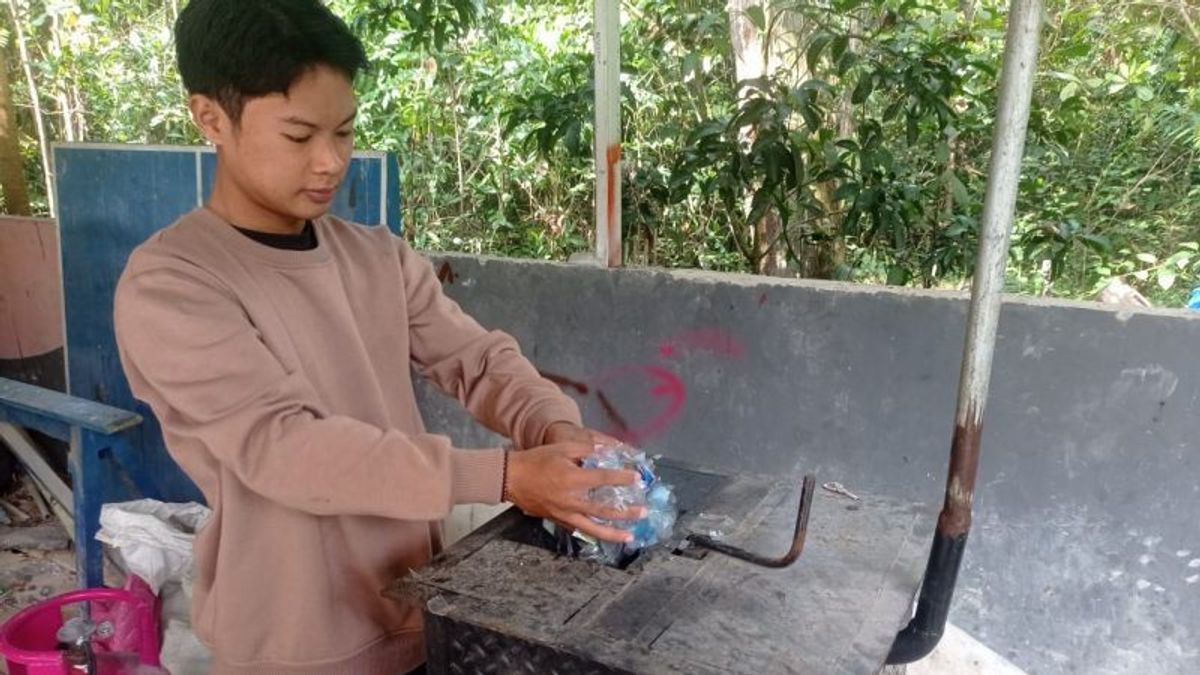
1010, 0, 1200, 304
6, 0, 1199, 304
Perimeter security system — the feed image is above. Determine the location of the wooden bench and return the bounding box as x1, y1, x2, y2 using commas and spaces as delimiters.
0, 376, 145, 586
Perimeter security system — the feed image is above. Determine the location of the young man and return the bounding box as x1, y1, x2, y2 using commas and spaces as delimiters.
114, 1, 640, 672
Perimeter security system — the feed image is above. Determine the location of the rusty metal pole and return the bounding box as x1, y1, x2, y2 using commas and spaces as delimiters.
888, 0, 1044, 664
593, 0, 622, 267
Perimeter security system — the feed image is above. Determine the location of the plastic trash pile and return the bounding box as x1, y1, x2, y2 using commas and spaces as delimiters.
557, 443, 677, 566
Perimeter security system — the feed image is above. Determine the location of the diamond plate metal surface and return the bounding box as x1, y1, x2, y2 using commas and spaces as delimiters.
428, 615, 631, 675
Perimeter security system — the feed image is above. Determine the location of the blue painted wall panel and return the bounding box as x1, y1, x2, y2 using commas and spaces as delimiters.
386, 153, 403, 236
55, 147, 204, 502
199, 151, 215, 204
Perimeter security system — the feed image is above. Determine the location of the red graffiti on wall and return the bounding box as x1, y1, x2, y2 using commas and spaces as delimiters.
657, 328, 745, 359
540, 328, 740, 445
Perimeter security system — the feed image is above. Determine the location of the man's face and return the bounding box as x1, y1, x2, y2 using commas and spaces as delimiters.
193, 64, 357, 231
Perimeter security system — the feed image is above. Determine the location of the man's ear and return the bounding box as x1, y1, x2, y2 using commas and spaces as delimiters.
189, 94, 231, 145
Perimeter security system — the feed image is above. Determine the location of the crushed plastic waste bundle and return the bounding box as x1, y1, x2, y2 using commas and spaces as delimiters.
550, 443, 677, 566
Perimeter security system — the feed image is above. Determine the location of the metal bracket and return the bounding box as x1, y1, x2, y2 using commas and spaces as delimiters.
686, 474, 816, 569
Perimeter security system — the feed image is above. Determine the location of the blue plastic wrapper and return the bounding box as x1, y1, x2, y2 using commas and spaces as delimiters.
558, 443, 677, 566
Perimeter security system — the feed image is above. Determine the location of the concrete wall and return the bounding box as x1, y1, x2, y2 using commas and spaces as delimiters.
417, 253, 1200, 675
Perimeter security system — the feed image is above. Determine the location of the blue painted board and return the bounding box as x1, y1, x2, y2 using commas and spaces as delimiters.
55, 147, 201, 503
386, 153, 403, 233
0, 376, 140, 435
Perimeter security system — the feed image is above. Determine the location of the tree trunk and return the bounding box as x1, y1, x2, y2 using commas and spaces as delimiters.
50, 13, 76, 142
793, 12, 858, 280
960, 0, 977, 25
728, 0, 786, 275
0, 39, 30, 215
728, 0, 766, 87
7, 0, 54, 217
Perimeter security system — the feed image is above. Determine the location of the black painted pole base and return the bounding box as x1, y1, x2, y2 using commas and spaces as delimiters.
886, 531, 969, 665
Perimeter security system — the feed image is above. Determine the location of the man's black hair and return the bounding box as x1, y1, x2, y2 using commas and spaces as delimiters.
175, 0, 368, 123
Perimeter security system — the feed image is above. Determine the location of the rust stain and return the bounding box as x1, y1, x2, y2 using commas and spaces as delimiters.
605, 143, 621, 268
938, 417, 983, 536
538, 369, 636, 437
539, 368, 637, 437
596, 389, 631, 437
436, 261, 457, 284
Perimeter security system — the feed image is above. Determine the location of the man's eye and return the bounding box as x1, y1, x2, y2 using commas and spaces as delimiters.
284, 134, 311, 143
336, 129, 354, 138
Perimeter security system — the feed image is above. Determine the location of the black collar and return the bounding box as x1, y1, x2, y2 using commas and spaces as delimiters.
233, 221, 318, 251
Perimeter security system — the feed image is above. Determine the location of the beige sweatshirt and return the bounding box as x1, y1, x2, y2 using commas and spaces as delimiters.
114, 208, 580, 673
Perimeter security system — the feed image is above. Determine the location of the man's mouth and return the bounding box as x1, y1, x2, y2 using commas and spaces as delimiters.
303, 188, 336, 204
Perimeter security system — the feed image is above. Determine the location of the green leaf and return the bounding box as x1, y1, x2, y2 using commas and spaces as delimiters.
800, 104, 822, 133
944, 170, 970, 206
1135, 86, 1154, 102
789, 147, 806, 187
1059, 81, 1079, 102
1077, 233, 1113, 254
935, 142, 951, 163
1157, 271, 1177, 290
746, 6, 766, 32
843, 207, 862, 234
837, 50, 858, 75
1163, 249, 1194, 268
747, 187, 773, 226
806, 33, 832, 73
851, 73, 874, 104
830, 35, 851, 64
857, 187, 881, 210
1135, 252, 1158, 264
834, 181, 861, 202
886, 266, 911, 286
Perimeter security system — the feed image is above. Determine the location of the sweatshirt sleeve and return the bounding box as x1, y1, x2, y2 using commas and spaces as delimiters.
114, 258, 504, 520
397, 239, 582, 450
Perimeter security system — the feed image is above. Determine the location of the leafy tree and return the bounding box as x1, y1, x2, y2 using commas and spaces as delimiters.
3, 0, 1197, 305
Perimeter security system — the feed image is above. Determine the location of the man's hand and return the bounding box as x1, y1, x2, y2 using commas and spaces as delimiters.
542, 421, 618, 447
505, 441, 645, 544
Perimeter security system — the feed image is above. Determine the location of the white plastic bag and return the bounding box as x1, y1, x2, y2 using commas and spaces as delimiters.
95, 499, 211, 594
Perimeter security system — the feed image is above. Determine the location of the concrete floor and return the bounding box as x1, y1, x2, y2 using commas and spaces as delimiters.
908, 623, 1028, 675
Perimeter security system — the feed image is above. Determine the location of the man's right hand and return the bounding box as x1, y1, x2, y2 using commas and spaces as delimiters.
505, 442, 646, 544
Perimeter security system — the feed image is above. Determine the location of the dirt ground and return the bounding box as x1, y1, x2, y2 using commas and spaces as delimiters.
0, 480, 78, 619
0, 477, 78, 672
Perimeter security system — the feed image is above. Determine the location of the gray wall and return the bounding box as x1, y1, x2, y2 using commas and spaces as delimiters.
415, 253, 1200, 675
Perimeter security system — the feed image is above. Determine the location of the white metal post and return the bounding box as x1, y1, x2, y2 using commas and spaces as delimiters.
887, 0, 1045, 664
593, 0, 622, 267
954, 0, 1043, 433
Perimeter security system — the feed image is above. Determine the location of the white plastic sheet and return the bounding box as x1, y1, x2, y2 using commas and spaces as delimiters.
96, 499, 210, 594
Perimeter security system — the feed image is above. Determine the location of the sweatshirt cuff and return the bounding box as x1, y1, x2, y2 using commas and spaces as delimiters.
519, 400, 584, 450
449, 448, 506, 505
